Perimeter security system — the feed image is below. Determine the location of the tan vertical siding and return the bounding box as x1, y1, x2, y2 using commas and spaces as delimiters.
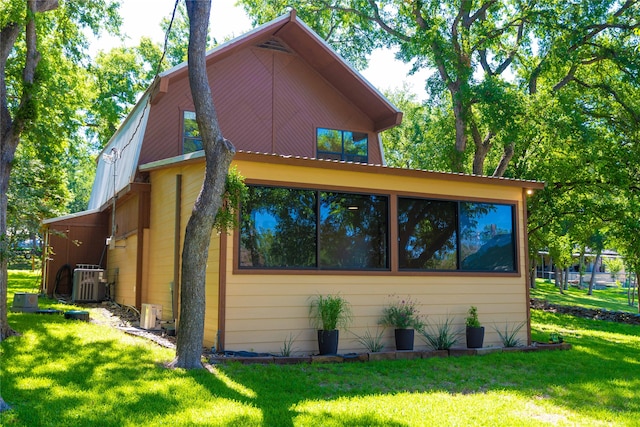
221, 160, 530, 354
145, 165, 221, 346
107, 233, 138, 307
146, 169, 179, 318
143, 154, 534, 354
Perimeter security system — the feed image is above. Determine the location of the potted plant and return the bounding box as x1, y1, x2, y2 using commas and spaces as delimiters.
379, 295, 425, 350
465, 306, 484, 348
309, 294, 352, 355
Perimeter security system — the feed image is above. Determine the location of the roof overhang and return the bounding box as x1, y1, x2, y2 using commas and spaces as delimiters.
140, 150, 546, 191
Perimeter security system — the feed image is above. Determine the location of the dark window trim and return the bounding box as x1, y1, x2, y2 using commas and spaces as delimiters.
397, 195, 518, 273
238, 184, 390, 272
316, 127, 369, 163
233, 182, 521, 277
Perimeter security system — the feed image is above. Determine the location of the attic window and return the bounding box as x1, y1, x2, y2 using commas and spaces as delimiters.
317, 128, 368, 163
183, 111, 202, 154
257, 38, 291, 54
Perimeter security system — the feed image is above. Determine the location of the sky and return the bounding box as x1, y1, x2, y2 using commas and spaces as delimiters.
89, 0, 429, 101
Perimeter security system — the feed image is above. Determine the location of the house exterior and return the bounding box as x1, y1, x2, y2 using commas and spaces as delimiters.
42, 11, 544, 354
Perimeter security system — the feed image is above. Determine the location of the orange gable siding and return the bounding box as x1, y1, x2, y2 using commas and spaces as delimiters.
139, 44, 382, 167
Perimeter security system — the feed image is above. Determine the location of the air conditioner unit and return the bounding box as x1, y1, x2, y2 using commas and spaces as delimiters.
140, 303, 162, 330
72, 266, 106, 302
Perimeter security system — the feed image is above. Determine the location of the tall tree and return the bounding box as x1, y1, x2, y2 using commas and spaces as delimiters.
240, 0, 639, 176
1, 0, 60, 340
169, 0, 235, 369
0, 0, 58, 412
1, 0, 120, 410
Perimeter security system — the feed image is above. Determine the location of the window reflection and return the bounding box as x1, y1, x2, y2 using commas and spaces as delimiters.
398, 198, 457, 270
320, 192, 388, 269
240, 187, 317, 268
460, 203, 515, 271
399, 198, 516, 272
317, 128, 368, 163
240, 186, 388, 270
183, 111, 203, 154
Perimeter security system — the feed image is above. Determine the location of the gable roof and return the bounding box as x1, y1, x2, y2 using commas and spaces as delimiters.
86, 10, 401, 212
153, 10, 402, 133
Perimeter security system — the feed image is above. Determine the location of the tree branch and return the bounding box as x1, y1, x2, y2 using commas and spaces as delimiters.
552, 64, 577, 92
573, 77, 640, 124
568, 0, 640, 53
494, 20, 525, 75
320, 0, 411, 42
493, 143, 514, 177
463, 0, 497, 28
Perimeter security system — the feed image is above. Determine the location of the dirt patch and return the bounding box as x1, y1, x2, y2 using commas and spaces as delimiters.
85, 301, 177, 349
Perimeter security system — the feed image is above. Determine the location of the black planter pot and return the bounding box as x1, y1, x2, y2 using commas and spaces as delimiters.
466, 326, 485, 348
394, 328, 415, 350
317, 329, 339, 355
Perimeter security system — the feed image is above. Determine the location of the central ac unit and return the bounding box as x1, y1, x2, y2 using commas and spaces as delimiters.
140, 303, 162, 330
72, 266, 106, 302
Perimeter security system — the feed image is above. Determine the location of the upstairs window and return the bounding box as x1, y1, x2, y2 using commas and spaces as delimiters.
183, 111, 202, 154
317, 128, 368, 163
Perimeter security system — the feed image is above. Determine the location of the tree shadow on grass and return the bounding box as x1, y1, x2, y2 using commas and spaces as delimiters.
187, 311, 640, 426
3, 309, 640, 426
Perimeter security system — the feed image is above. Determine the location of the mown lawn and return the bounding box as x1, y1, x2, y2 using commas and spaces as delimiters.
531, 278, 639, 313
2, 271, 640, 426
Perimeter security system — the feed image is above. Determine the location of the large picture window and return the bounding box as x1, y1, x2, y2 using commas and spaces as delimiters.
240, 185, 388, 270
320, 192, 388, 269
316, 128, 368, 163
398, 198, 458, 270
399, 198, 516, 272
459, 202, 515, 272
183, 111, 203, 154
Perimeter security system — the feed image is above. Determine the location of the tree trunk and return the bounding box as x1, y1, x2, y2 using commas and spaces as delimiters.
636, 272, 639, 313
529, 256, 537, 289
169, 0, 235, 370
0, 0, 58, 412
1, 0, 57, 344
451, 97, 467, 173
578, 248, 585, 289
554, 265, 563, 294
492, 143, 514, 177
588, 252, 602, 296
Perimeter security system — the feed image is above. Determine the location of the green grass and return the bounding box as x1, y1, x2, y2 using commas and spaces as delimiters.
2, 271, 640, 426
531, 278, 639, 313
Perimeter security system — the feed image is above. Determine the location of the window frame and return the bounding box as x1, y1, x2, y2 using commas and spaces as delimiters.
234, 184, 520, 277
316, 127, 369, 163
182, 110, 203, 154
397, 196, 518, 273
238, 184, 390, 271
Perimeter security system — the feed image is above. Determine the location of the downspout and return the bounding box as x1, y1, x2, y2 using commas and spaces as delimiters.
523, 188, 532, 346
217, 231, 227, 353
173, 175, 182, 326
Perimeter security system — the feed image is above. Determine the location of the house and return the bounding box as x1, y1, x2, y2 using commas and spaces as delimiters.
42, 10, 544, 354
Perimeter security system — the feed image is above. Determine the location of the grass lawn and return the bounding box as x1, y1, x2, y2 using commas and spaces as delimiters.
2, 271, 640, 426
531, 278, 639, 313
